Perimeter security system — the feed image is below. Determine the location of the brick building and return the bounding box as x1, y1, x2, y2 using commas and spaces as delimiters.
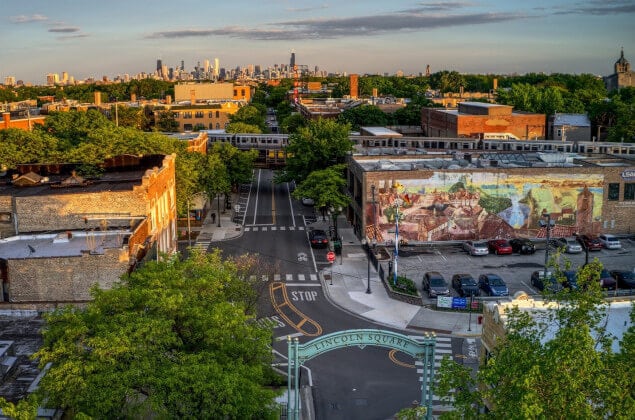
0, 154, 178, 305
422, 101, 546, 140
153, 102, 241, 132
345, 152, 635, 245
174, 82, 252, 102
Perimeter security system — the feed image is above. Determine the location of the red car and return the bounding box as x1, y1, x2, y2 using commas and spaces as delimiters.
576, 234, 603, 251
487, 239, 513, 255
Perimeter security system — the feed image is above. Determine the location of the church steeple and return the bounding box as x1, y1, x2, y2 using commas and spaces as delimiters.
615, 47, 631, 73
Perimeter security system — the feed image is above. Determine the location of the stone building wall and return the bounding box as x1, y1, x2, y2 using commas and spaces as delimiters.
7, 249, 129, 302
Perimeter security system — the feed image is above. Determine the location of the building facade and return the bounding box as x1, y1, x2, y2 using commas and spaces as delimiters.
153, 102, 241, 132
422, 102, 546, 140
346, 153, 635, 245
0, 154, 178, 305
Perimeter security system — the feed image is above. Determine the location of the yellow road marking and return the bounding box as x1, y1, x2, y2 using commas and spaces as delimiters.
269, 282, 323, 337
388, 349, 415, 368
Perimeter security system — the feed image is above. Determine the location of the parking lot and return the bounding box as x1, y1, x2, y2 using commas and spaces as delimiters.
380, 238, 635, 304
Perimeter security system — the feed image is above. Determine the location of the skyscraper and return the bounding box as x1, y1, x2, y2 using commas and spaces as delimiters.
290, 51, 295, 68
156, 59, 162, 76
204, 59, 210, 73
214, 58, 220, 77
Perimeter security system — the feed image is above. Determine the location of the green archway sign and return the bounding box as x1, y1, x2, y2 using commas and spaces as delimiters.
287, 328, 437, 420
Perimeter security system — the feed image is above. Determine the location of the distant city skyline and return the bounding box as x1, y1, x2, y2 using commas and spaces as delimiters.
2, 0, 634, 85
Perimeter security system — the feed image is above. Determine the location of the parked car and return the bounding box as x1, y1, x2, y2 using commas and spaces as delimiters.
487, 239, 513, 255
451, 274, 480, 297
610, 270, 635, 289
599, 269, 617, 290
531, 270, 563, 293
478, 273, 509, 296
301, 197, 315, 206
562, 270, 579, 290
308, 229, 328, 248
549, 237, 582, 254
463, 240, 489, 256
576, 234, 603, 251
599, 234, 622, 250
422, 271, 450, 298
509, 238, 535, 254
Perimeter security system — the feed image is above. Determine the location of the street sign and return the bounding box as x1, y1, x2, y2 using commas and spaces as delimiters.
326, 251, 335, 263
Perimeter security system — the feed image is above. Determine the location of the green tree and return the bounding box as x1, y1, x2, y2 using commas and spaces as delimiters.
211, 142, 257, 189
34, 251, 281, 419
280, 118, 353, 183
0, 128, 62, 169
229, 105, 266, 132
435, 259, 635, 418
0, 396, 39, 420
109, 104, 148, 130
36, 109, 111, 149
337, 104, 389, 131
292, 164, 350, 211
279, 113, 307, 134
201, 153, 231, 207
225, 121, 262, 134
155, 110, 179, 132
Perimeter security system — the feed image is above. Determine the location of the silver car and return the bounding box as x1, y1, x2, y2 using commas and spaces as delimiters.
599, 234, 621, 250
550, 237, 582, 254
463, 240, 489, 256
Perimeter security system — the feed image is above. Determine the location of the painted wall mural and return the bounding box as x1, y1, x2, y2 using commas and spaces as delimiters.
365, 172, 604, 243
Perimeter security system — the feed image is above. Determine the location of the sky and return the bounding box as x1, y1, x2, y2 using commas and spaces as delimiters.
2, 0, 634, 85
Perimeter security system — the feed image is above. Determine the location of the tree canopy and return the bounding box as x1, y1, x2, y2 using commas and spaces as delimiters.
33, 250, 281, 419
279, 118, 353, 184
291, 164, 350, 211
228, 105, 267, 132
435, 258, 635, 418
337, 104, 390, 131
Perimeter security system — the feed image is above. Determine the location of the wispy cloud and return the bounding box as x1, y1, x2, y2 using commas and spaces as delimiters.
553, 0, 635, 15
149, 10, 530, 41
402, 1, 475, 13
10, 14, 48, 23
57, 33, 89, 40
49, 27, 80, 33
286, 3, 329, 13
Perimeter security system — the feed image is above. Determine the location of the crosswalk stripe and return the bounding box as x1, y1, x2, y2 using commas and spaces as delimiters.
262, 227, 268, 231
298, 274, 305, 281
298, 227, 305, 231
310, 274, 317, 281
280, 226, 286, 231
274, 274, 281, 281
244, 227, 251, 232
253, 227, 259, 231
286, 274, 293, 281
262, 275, 268, 282
289, 226, 295, 230
271, 226, 277, 231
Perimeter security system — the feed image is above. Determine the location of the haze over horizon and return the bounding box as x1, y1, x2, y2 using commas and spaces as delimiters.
2, 0, 634, 85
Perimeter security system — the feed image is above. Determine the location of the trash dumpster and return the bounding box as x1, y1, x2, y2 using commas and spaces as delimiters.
333, 239, 342, 255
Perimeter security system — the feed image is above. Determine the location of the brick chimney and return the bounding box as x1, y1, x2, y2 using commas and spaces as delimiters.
3, 112, 10, 129
190, 89, 196, 104
130, 93, 137, 102
166, 95, 172, 104
94, 91, 101, 106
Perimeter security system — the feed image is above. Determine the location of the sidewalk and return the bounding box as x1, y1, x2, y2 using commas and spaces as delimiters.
198, 207, 482, 337
309, 217, 482, 337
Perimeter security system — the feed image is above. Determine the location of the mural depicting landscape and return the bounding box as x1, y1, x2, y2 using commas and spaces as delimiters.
365, 172, 604, 243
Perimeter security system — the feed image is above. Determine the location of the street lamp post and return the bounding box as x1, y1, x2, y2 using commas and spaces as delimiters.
393, 197, 403, 285
540, 210, 553, 279
217, 193, 221, 227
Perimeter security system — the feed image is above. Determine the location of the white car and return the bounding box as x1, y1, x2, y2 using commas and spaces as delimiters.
598, 234, 621, 250
463, 240, 489, 256
301, 197, 315, 206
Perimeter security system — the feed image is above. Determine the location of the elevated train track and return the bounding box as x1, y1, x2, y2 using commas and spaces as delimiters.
207, 131, 635, 168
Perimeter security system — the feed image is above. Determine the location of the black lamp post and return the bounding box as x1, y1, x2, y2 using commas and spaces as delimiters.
540, 210, 553, 279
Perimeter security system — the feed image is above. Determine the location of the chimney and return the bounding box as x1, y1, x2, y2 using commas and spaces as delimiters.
130, 93, 137, 102
94, 91, 101, 106
493, 78, 498, 90
3, 112, 10, 129
190, 89, 196, 104
372, 88, 378, 98
166, 95, 172, 104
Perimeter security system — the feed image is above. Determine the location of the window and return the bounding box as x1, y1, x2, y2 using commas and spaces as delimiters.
183, 112, 192, 119
194, 111, 204, 118
183, 123, 193, 131
215, 111, 220, 118
208, 111, 213, 118
608, 183, 620, 201
625, 183, 635, 200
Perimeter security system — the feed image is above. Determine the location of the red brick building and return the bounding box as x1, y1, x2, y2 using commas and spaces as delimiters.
0, 154, 177, 306
422, 102, 546, 140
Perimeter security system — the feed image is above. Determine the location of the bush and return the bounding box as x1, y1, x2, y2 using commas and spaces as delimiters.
389, 276, 418, 296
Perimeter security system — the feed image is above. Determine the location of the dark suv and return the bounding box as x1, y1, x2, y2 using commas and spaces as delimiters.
509, 238, 535, 254
422, 272, 450, 298
452, 274, 480, 297
308, 229, 329, 248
